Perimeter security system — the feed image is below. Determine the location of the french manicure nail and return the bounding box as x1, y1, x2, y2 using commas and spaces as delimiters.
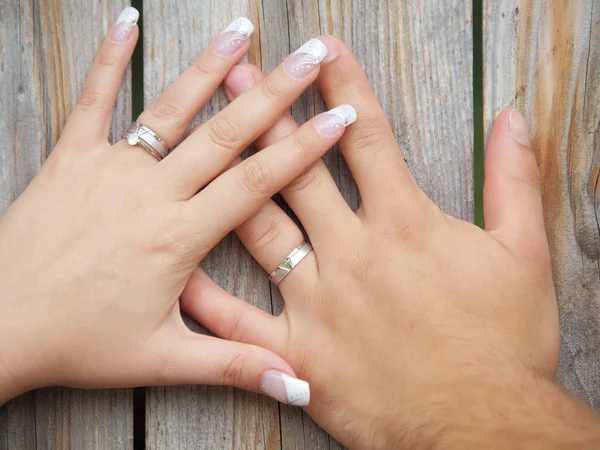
284, 38, 328, 79
509, 108, 531, 147
213, 17, 254, 57
260, 370, 310, 406
314, 104, 357, 137
111, 7, 139, 43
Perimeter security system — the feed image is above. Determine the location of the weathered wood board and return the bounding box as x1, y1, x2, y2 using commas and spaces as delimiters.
143, 0, 473, 448
483, 0, 600, 406
0, 1, 133, 448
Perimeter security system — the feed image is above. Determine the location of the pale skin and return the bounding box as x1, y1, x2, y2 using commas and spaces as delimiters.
0, 15, 344, 404
1, 9, 600, 450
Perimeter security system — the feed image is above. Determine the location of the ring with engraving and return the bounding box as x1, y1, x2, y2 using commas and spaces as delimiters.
268, 242, 313, 286
123, 122, 170, 161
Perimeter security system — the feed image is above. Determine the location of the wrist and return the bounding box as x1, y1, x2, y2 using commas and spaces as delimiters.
0, 309, 48, 404
427, 369, 600, 449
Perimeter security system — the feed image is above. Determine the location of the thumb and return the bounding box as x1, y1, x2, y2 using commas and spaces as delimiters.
483, 107, 549, 259
152, 330, 310, 407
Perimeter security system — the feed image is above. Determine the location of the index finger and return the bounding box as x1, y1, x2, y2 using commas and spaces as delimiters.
316, 37, 419, 216
63, 7, 139, 143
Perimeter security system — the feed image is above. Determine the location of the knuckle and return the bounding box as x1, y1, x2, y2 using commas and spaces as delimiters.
226, 311, 247, 342
76, 90, 109, 114
510, 161, 542, 195
260, 77, 285, 103
192, 58, 220, 79
391, 219, 425, 246
247, 212, 294, 253
346, 247, 372, 285
221, 354, 247, 388
285, 164, 321, 194
344, 117, 388, 153
328, 62, 361, 92
240, 158, 275, 196
291, 131, 313, 159
386, 200, 435, 248
206, 116, 244, 152
146, 96, 187, 129
95, 52, 120, 68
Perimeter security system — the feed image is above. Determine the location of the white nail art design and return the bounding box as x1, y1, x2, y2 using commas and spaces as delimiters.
112, 7, 139, 43
294, 38, 328, 63
326, 104, 358, 126
314, 104, 358, 136
260, 370, 310, 406
284, 38, 328, 78
214, 17, 255, 56
223, 17, 254, 41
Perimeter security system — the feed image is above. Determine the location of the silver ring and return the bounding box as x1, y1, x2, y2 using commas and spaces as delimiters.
123, 122, 170, 161
269, 242, 313, 286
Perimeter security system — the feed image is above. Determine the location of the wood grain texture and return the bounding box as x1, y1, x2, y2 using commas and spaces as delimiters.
143, 3, 282, 449
0, 1, 133, 448
144, 0, 472, 448
483, 0, 600, 406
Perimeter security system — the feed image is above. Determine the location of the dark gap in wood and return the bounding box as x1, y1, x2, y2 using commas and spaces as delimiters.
277, 402, 283, 449
472, 0, 485, 228
130, 0, 146, 449
131, 0, 144, 119
133, 388, 145, 450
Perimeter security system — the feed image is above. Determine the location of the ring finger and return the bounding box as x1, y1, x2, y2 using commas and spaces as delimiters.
223, 64, 358, 288
116, 17, 255, 163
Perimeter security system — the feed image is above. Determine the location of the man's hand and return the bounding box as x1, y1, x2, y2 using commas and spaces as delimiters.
182, 37, 600, 448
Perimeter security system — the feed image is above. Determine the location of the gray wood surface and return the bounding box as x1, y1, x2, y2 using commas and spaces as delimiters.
483, 0, 600, 407
2, 0, 600, 446
143, 0, 473, 448
0, 1, 133, 448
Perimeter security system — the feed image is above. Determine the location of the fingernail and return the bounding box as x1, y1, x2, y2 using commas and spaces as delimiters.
509, 108, 531, 147
314, 104, 357, 137
111, 7, 139, 43
284, 38, 328, 79
213, 17, 254, 57
260, 370, 310, 406
225, 65, 256, 97
319, 36, 340, 64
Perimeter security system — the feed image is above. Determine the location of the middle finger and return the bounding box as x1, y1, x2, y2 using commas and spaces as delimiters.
132, 17, 255, 152
157, 37, 331, 199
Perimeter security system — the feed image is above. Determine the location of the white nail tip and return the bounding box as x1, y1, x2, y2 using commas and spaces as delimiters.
116, 7, 139, 26
294, 38, 328, 64
327, 104, 358, 126
260, 371, 310, 406
223, 17, 254, 40
281, 373, 310, 406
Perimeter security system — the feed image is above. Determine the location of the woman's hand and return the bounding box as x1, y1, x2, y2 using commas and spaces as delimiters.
0, 9, 354, 406
182, 39, 600, 447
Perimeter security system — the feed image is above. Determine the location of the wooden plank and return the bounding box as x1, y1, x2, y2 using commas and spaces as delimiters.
0, 0, 133, 448
483, 0, 600, 406
143, 2, 282, 449
144, 0, 472, 448
317, 0, 475, 221
0, 0, 45, 447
